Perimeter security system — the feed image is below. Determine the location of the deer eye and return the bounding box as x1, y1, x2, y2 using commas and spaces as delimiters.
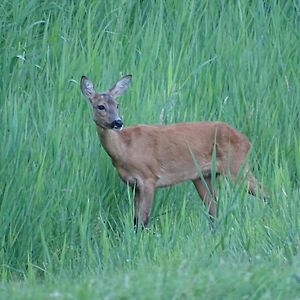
97, 105, 105, 110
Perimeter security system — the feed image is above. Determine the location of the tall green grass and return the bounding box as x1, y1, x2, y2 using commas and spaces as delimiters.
0, 0, 299, 298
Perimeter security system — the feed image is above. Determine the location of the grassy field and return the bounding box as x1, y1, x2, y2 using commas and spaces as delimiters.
1, 0, 300, 299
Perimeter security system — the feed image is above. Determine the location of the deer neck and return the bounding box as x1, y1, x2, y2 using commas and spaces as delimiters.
96, 126, 124, 164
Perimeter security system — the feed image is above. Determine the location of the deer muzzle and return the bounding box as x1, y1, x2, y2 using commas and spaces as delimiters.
111, 119, 123, 130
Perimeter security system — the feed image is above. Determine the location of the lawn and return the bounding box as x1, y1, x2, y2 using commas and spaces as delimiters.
0, 0, 299, 299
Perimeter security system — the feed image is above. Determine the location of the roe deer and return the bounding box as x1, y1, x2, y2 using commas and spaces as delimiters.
80, 74, 265, 227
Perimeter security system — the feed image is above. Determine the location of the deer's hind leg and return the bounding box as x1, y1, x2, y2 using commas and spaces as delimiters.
246, 172, 268, 200
192, 177, 217, 219
226, 159, 267, 200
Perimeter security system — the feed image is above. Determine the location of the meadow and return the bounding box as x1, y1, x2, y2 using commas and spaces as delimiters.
0, 0, 300, 299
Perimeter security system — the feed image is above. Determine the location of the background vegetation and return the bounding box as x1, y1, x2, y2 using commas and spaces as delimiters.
0, 0, 299, 298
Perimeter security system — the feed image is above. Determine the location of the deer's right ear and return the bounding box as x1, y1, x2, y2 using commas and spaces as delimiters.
80, 76, 96, 101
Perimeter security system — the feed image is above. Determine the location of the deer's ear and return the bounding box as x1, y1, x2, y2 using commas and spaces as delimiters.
108, 75, 132, 97
80, 76, 96, 100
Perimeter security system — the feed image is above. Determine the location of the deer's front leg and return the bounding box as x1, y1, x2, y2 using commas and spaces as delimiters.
133, 181, 155, 228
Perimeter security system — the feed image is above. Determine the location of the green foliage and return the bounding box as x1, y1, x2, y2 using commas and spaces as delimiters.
0, 0, 299, 298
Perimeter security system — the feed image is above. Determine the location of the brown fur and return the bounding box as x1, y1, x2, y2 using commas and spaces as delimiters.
80, 75, 265, 227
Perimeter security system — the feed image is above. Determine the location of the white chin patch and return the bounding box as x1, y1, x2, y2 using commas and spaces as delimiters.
113, 126, 123, 131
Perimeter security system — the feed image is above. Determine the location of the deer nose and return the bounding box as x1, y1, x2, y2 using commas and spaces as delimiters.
111, 119, 123, 129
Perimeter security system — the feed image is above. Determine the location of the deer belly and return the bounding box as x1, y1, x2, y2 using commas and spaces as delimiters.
155, 168, 198, 187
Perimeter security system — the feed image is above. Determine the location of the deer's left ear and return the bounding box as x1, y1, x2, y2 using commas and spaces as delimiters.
80, 76, 96, 100
108, 75, 132, 97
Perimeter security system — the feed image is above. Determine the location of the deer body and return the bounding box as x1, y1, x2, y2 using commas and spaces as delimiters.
81, 75, 264, 226
98, 122, 250, 187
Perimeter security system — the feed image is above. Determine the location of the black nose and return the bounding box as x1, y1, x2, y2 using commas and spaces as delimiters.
111, 119, 123, 129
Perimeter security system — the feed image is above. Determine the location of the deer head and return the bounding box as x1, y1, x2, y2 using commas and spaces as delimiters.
80, 75, 132, 130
